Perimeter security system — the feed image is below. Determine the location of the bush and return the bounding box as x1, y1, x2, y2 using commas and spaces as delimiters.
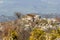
29, 27, 60, 40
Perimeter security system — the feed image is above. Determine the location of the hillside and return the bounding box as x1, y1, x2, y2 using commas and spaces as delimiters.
0, 14, 60, 40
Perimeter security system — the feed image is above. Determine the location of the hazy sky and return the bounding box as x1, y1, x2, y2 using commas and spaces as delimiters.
0, 0, 60, 16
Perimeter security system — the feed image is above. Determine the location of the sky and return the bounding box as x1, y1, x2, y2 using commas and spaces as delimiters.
0, 0, 60, 16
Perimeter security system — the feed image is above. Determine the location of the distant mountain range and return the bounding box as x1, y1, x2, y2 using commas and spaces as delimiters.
0, 13, 60, 22
0, 15, 17, 22
39, 13, 60, 18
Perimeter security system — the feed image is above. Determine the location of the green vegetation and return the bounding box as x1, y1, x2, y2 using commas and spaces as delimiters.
29, 27, 60, 40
